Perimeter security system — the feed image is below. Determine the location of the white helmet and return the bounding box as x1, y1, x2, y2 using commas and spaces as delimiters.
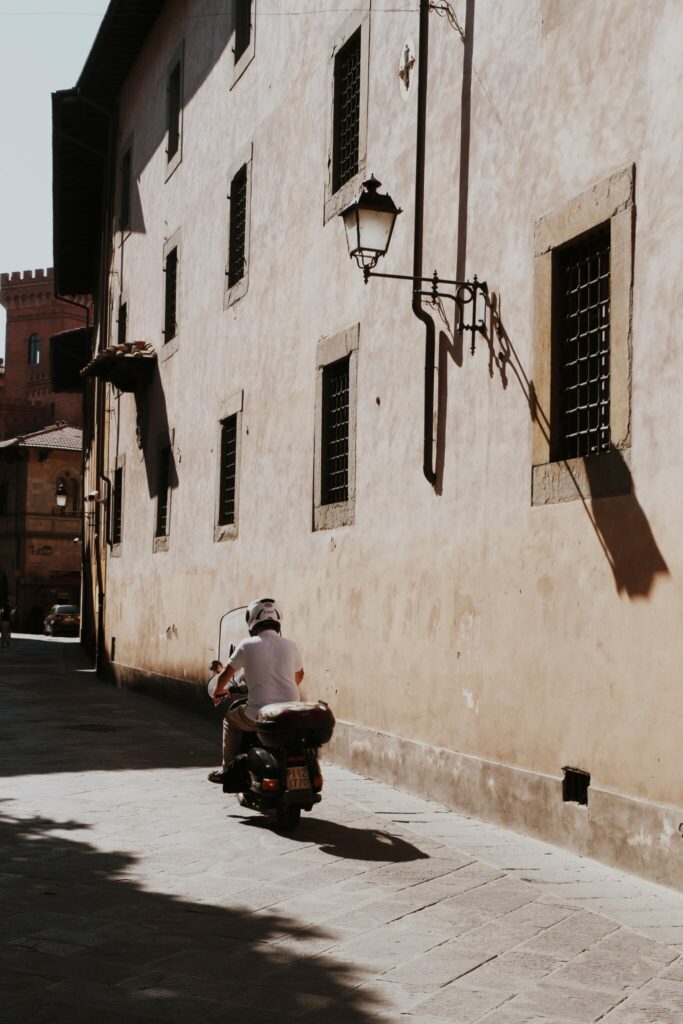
246, 597, 282, 635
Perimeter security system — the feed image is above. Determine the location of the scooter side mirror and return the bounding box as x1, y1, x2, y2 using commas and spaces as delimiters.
229, 643, 236, 657
209, 659, 223, 674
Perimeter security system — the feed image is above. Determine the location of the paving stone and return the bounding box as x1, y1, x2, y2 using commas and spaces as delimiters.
3, 636, 683, 1024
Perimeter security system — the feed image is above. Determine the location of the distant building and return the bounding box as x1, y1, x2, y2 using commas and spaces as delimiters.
0, 424, 82, 630
0, 268, 87, 441
51, 0, 683, 889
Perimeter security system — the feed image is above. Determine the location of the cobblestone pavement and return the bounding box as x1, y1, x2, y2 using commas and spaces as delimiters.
1, 636, 683, 1023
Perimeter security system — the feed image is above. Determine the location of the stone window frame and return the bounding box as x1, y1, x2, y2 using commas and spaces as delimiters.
224, 144, 253, 309
313, 323, 359, 531
214, 389, 243, 543
531, 163, 635, 505
111, 453, 125, 558
160, 228, 181, 363
118, 131, 134, 239
231, 0, 256, 89
153, 428, 174, 554
323, 5, 370, 225
165, 41, 184, 182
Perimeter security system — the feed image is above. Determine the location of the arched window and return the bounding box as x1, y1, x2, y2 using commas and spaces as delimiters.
28, 333, 40, 365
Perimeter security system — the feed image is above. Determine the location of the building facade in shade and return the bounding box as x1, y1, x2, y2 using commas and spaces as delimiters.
52, 0, 683, 887
0, 269, 86, 441
0, 424, 82, 628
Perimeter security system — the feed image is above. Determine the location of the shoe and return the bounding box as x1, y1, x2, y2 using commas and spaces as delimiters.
208, 769, 226, 784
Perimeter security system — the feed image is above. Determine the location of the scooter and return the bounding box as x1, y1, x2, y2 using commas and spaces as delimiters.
208, 607, 335, 832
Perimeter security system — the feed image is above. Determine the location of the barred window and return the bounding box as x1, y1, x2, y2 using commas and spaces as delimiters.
321, 356, 350, 505
117, 301, 127, 346
234, 0, 252, 63
164, 247, 178, 341
228, 164, 248, 288
553, 223, 611, 460
120, 147, 131, 229
28, 333, 40, 365
167, 60, 182, 162
218, 414, 238, 526
156, 447, 171, 537
112, 467, 123, 545
332, 29, 361, 193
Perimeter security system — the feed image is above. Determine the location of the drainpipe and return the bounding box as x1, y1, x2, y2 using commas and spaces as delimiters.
412, 0, 437, 487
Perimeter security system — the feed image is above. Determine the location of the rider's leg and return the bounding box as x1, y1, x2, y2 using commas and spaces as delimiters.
222, 706, 258, 768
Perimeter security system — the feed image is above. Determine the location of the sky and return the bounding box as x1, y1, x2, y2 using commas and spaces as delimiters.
0, 0, 109, 358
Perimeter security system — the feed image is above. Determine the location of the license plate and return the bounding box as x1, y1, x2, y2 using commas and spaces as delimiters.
286, 766, 310, 790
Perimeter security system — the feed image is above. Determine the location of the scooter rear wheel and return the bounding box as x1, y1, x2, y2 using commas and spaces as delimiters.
275, 803, 301, 832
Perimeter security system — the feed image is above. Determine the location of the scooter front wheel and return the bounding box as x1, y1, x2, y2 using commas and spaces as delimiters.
275, 803, 301, 832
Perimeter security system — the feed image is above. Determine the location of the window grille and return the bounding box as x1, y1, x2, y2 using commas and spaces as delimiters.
218, 414, 238, 525
164, 247, 178, 341
112, 468, 123, 545
120, 148, 131, 229
234, 0, 252, 63
28, 333, 40, 365
554, 224, 611, 460
156, 448, 171, 537
333, 29, 361, 193
321, 356, 350, 505
228, 164, 248, 288
167, 61, 181, 161
117, 301, 127, 346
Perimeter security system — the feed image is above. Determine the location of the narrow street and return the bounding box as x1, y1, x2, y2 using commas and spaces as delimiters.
1, 637, 682, 1024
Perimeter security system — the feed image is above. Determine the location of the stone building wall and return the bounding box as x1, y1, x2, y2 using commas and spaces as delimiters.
75, 0, 683, 887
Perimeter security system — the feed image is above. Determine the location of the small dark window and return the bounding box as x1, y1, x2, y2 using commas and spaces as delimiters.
218, 414, 238, 526
120, 148, 132, 229
164, 248, 178, 341
228, 164, 248, 288
28, 333, 40, 365
333, 29, 361, 193
562, 767, 590, 806
321, 356, 350, 505
155, 447, 171, 537
117, 301, 127, 346
68, 479, 79, 512
167, 61, 182, 162
112, 468, 123, 545
552, 223, 611, 461
0, 481, 8, 515
234, 0, 252, 63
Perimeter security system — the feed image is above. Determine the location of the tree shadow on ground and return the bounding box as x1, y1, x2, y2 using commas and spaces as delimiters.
238, 815, 429, 863
0, 809, 382, 1023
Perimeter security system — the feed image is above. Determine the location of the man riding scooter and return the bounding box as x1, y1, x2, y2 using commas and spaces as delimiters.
208, 597, 304, 784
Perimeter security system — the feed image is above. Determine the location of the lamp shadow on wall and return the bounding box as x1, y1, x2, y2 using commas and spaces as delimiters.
482, 291, 669, 600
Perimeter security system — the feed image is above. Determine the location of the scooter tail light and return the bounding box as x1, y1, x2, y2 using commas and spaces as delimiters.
313, 774, 323, 790
260, 778, 279, 792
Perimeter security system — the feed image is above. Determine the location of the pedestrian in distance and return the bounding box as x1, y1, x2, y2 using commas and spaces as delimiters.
1, 603, 12, 648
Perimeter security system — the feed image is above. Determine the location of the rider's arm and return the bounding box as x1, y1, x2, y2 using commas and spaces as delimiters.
214, 663, 236, 697
295, 668, 304, 686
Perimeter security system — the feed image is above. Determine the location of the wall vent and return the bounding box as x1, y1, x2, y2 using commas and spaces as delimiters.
562, 766, 590, 805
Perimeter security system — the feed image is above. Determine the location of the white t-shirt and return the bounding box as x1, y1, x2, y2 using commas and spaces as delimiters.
227, 629, 303, 718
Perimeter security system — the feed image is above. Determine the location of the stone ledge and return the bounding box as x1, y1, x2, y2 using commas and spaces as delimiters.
327, 719, 683, 892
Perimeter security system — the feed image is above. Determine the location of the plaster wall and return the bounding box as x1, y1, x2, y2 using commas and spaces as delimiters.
93, 0, 683, 875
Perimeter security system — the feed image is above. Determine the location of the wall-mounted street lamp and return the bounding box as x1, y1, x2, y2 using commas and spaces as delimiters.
340, 176, 488, 349
55, 479, 67, 513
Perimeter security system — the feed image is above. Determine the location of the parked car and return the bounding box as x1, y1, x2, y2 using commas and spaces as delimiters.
44, 604, 80, 637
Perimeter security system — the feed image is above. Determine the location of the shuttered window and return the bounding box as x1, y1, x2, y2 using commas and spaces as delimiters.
112, 467, 123, 545
218, 415, 238, 526
332, 29, 361, 193
164, 247, 178, 341
167, 61, 181, 162
234, 0, 252, 63
155, 447, 171, 537
321, 356, 350, 505
228, 164, 248, 289
553, 223, 611, 460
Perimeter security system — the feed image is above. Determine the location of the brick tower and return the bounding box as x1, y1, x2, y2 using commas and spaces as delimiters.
0, 268, 87, 439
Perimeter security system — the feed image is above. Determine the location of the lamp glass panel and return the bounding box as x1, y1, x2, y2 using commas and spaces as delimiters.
56, 493, 67, 508
357, 207, 396, 255
342, 207, 360, 257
